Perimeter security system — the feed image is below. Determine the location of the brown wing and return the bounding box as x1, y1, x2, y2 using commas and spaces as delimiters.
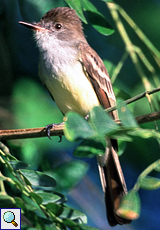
78, 42, 131, 226
78, 42, 117, 120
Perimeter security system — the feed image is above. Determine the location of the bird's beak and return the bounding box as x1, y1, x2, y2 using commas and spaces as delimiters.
19, 21, 48, 32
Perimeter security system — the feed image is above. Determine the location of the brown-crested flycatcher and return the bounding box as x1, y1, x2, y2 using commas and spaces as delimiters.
19, 7, 131, 226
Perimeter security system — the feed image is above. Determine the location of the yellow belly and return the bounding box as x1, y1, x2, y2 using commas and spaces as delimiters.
40, 60, 100, 116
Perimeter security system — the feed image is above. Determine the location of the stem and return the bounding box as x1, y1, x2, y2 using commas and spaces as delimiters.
106, 87, 160, 113
134, 159, 160, 191
111, 50, 129, 84
106, 2, 160, 90
119, 5, 160, 63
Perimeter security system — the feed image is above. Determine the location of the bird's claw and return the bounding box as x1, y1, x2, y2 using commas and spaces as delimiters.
45, 122, 64, 141
45, 124, 55, 140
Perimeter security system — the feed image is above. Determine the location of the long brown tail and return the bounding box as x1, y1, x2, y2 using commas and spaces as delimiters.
97, 143, 131, 226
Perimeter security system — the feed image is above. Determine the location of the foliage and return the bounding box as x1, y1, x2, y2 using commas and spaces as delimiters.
0, 145, 95, 230
64, 103, 160, 220
66, 0, 114, 35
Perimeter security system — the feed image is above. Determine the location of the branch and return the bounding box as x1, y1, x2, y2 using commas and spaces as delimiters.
0, 87, 159, 141
0, 125, 64, 141
106, 87, 160, 113
135, 111, 160, 124
0, 111, 160, 141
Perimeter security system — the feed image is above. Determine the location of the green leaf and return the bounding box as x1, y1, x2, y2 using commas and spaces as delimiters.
45, 203, 63, 216
64, 112, 95, 141
128, 128, 160, 140
101, 0, 114, 2
111, 130, 133, 142
30, 192, 43, 205
116, 190, 141, 220
117, 99, 138, 128
65, 0, 87, 23
0, 193, 15, 208
155, 160, 160, 172
62, 218, 77, 228
2, 157, 14, 173
19, 169, 56, 187
35, 191, 65, 205
90, 106, 119, 136
77, 224, 100, 230
8, 160, 29, 170
14, 197, 26, 210
74, 139, 106, 157
52, 160, 88, 190
22, 194, 42, 211
5, 154, 18, 161
43, 225, 59, 230
116, 139, 127, 156
60, 206, 87, 223
139, 176, 160, 190
81, 0, 114, 35
63, 219, 100, 230
14, 180, 24, 192
27, 228, 37, 230
21, 194, 48, 220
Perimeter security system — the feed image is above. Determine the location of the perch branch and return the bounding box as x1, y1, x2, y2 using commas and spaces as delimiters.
0, 87, 160, 141
0, 111, 160, 141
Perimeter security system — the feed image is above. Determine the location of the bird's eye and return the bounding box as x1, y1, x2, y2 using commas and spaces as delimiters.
55, 23, 62, 30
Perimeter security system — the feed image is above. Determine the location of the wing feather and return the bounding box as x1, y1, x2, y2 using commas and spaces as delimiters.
78, 42, 117, 119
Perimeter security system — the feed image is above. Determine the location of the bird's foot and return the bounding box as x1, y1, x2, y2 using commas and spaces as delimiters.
45, 122, 64, 142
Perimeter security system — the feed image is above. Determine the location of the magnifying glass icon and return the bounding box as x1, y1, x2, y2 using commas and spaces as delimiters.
3, 211, 18, 227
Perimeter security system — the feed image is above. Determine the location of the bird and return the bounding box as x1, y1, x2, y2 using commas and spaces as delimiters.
19, 7, 131, 226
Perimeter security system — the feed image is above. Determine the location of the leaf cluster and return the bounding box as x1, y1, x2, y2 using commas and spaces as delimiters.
64, 102, 160, 220
64, 101, 160, 157
0, 146, 97, 230
65, 0, 114, 35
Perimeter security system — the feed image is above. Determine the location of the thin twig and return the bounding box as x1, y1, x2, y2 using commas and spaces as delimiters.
118, 4, 160, 66
111, 50, 129, 84
106, 2, 152, 91
106, 86, 160, 113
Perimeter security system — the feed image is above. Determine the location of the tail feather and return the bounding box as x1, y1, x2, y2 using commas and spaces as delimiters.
97, 144, 131, 226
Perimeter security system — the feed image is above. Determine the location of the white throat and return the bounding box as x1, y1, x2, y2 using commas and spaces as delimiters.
34, 30, 99, 116
34, 31, 79, 73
